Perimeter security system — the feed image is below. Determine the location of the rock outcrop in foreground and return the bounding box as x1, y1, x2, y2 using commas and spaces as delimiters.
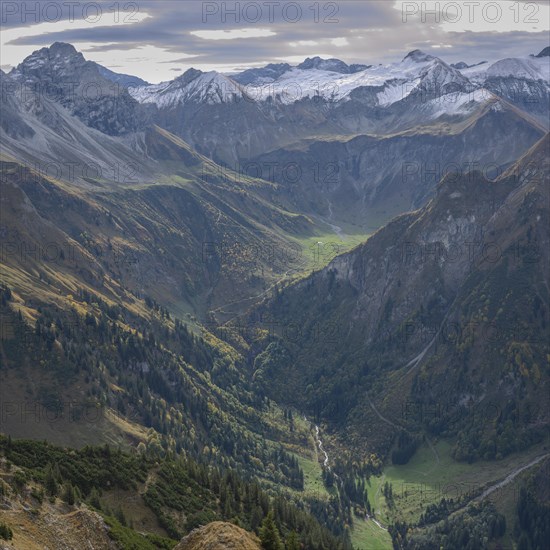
174, 521, 261, 550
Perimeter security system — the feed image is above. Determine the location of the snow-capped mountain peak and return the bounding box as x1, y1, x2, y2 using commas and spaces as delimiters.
375, 56, 472, 106
129, 69, 247, 107
124, 46, 548, 126
487, 58, 548, 80
220, 52, 473, 107
461, 55, 550, 82
415, 58, 471, 93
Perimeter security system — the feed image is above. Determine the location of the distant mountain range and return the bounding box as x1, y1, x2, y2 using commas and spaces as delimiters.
2, 41, 548, 237
128, 47, 548, 112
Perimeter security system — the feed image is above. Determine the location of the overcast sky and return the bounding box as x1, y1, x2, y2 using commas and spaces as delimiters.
1, 1, 549, 82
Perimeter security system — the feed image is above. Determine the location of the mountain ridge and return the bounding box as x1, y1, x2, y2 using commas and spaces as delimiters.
242, 132, 550, 461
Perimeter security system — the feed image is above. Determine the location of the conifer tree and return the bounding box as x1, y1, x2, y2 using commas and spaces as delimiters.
285, 530, 301, 550
89, 487, 101, 509
44, 464, 58, 497
62, 482, 76, 505
259, 510, 283, 550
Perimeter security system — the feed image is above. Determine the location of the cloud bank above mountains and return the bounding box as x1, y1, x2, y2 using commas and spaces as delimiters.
1, 0, 549, 82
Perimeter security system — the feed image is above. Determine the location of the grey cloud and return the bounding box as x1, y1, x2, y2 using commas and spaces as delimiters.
2, 1, 549, 79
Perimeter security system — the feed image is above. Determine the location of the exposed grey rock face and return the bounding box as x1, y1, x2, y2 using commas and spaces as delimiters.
535, 46, 550, 58
247, 134, 549, 454
410, 58, 473, 99
403, 49, 436, 63
175, 68, 205, 87
451, 62, 469, 70
482, 76, 549, 123
233, 59, 372, 86
120, 47, 547, 173
9, 42, 147, 136
0, 69, 156, 186
232, 63, 292, 85
0, 79, 35, 139
128, 50, 544, 165
93, 63, 149, 88
297, 56, 370, 74
3, 42, 547, 237
451, 61, 487, 70
459, 56, 550, 126
349, 63, 372, 73
249, 101, 545, 227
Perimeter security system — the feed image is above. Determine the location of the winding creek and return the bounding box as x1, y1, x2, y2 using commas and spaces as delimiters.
315, 425, 330, 469
313, 422, 387, 533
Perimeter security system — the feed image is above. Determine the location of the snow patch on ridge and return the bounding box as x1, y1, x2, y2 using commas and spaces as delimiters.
245, 55, 439, 104
426, 88, 495, 118
129, 70, 246, 107
461, 56, 549, 82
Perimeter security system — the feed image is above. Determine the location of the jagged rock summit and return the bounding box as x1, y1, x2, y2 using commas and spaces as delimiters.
297, 56, 370, 73
403, 49, 437, 63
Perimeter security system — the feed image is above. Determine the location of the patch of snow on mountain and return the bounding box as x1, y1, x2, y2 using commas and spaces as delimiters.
427, 88, 495, 118
462, 57, 549, 82
247, 55, 437, 104
129, 52, 548, 111
377, 80, 418, 106
130, 71, 246, 107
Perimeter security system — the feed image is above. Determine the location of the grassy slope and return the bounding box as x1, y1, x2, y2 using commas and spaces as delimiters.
361, 438, 548, 527
351, 519, 392, 550
350, 438, 549, 549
